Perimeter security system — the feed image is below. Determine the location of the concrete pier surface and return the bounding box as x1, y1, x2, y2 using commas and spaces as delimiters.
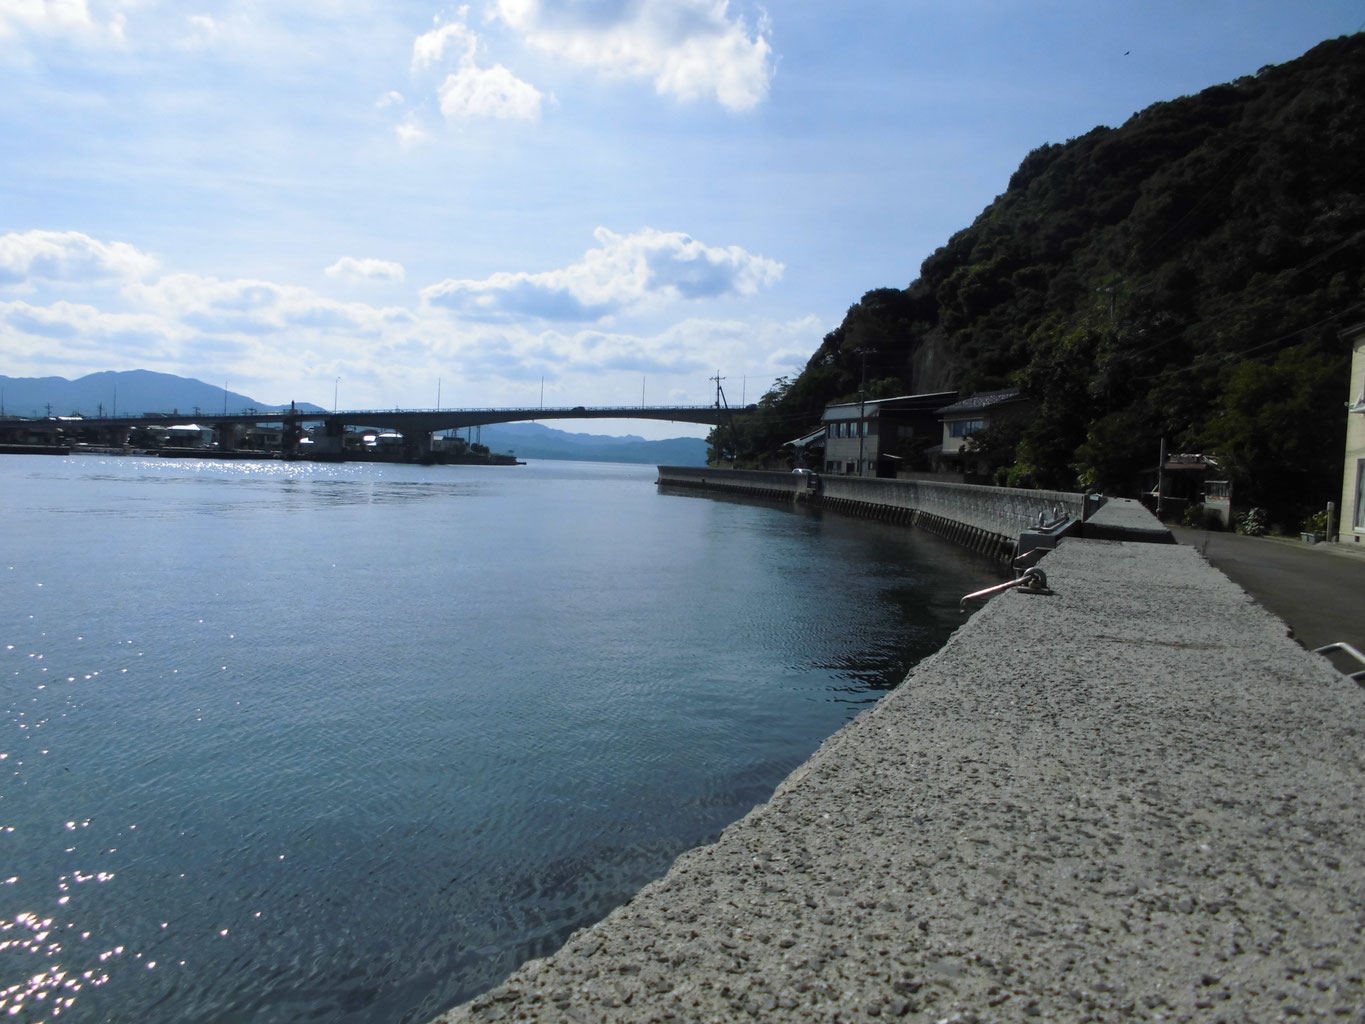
1169, 526, 1365, 655
433, 537, 1365, 1023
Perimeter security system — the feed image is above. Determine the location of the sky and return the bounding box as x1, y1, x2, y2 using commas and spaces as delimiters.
2, 1, 1362, 439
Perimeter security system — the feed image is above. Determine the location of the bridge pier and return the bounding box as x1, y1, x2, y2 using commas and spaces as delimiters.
307, 416, 346, 459
404, 429, 433, 463
214, 422, 238, 452
281, 413, 303, 458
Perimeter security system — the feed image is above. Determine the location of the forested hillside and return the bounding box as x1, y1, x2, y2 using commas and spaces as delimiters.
728, 33, 1365, 528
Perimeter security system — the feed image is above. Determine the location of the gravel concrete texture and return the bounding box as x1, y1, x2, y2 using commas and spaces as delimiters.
1169, 525, 1365, 655
1084, 497, 1175, 544
432, 539, 1365, 1024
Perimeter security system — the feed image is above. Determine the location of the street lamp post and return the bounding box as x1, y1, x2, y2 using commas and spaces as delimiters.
334, 377, 340, 414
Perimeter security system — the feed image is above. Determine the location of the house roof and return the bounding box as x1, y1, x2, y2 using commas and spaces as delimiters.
786, 427, 826, 449
822, 391, 958, 421
936, 388, 1025, 416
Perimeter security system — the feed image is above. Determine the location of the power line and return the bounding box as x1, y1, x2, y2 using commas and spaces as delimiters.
1132, 297, 1365, 382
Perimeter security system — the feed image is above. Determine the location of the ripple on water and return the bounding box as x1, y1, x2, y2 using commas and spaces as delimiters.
0, 458, 1005, 1022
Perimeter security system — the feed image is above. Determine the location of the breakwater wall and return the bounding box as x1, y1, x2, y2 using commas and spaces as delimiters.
434, 516, 1365, 1024
656, 467, 1088, 559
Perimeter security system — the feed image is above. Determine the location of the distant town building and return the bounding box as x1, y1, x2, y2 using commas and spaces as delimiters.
923, 388, 1031, 478
784, 426, 826, 469
1339, 322, 1365, 545
1158, 453, 1227, 527
820, 392, 957, 477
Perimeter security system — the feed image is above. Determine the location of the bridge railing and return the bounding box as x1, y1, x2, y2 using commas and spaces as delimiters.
0, 404, 742, 423
320, 405, 734, 416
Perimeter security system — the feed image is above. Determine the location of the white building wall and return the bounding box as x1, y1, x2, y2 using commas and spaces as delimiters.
1340, 334, 1365, 545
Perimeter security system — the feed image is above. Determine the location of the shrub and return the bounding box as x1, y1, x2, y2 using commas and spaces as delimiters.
1181, 503, 1223, 530
1301, 509, 1328, 533
1236, 507, 1268, 536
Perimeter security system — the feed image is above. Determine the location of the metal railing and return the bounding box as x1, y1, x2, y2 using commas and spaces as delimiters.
960, 567, 1053, 612
1311, 642, 1365, 683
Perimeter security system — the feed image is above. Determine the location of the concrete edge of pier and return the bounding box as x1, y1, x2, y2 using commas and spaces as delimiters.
432, 487, 1365, 1023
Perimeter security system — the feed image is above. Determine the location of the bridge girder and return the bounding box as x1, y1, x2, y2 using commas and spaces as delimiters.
2, 405, 748, 434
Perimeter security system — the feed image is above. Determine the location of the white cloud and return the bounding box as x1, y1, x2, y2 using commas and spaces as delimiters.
1, 0, 94, 37
495, 0, 773, 111
175, 12, 249, 50
421, 227, 782, 321
0, 230, 807, 421
409, 14, 543, 122
0, 0, 128, 43
0, 230, 158, 288
126, 273, 384, 336
411, 19, 476, 73
395, 115, 427, 148
325, 257, 406, 284
438, 63, 543, 121
184, 13, 217, 43
375, 89, 404, 109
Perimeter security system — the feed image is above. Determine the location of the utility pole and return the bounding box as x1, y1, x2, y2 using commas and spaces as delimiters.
710, 371, 734, 465
1156, 437, 1167, 519
857, 349, 874, 477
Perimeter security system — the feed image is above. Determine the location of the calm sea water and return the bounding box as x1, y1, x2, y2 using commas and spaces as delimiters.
1, 455, 1003, 1023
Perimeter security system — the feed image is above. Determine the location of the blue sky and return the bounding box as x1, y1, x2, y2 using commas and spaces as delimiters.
2, 0, 1361, 438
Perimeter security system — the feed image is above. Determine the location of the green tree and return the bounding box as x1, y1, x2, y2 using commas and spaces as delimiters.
1203, 342, 1347, 529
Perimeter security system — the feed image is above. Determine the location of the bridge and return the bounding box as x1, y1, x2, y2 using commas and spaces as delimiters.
0, 404, 751, 460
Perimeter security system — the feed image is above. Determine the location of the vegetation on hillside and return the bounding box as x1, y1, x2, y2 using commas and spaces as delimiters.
718, 33, 1365, 529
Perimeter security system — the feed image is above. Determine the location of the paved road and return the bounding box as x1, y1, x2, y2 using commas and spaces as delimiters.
1170, 526, 1365, 661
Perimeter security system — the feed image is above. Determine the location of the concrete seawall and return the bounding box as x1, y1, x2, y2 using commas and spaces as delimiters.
655, 467, 1090, 560
433, 498, 1363, 1022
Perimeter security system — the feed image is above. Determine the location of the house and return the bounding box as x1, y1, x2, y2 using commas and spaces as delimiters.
784, 427, 826, 469
924, 388, 1032, 478
1338, 322, 1365, 545
1156, 453, 1228, 527
821, 392, 957, 477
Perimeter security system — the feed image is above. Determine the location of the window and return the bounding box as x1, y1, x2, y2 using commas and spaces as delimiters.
949, 418, 984, 438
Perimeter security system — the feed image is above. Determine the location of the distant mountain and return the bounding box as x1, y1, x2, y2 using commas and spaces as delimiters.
0, 370, 324, 417
477, 421, 707, 466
